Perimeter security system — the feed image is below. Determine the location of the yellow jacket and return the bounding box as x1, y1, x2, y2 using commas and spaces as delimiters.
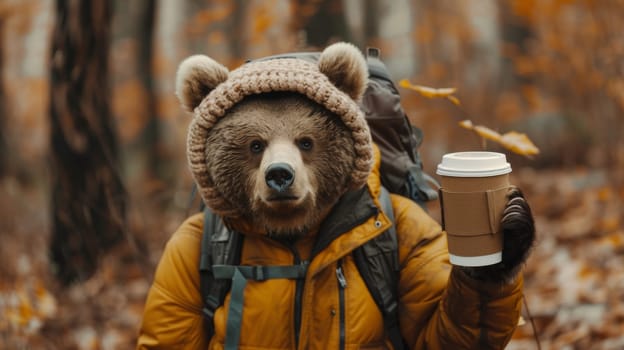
137, 150, 523, 349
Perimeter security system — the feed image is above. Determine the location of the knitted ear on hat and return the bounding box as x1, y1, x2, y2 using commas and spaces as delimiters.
175, 55, 229, 112
317, 42, 368, 101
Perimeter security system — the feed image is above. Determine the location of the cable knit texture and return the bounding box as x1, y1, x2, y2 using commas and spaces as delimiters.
186, 57, 374, 213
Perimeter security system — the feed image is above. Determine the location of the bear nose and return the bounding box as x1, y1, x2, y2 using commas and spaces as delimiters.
265, 163, 295, 192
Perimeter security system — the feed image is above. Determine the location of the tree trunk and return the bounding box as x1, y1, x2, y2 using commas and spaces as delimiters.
296, 0, 351, 48
363, 0, 380, 43
135, 0, 159, 180
49, 0, 126, 285
498, 1, 534, 89
113, 0, 160, 183
0, 22, 6, 178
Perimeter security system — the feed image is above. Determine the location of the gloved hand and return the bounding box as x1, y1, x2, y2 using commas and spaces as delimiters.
459, 186, 536, 283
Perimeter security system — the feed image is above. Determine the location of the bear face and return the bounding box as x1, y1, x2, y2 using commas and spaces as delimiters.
204, 92, 356, 237
177, 42, 374, 238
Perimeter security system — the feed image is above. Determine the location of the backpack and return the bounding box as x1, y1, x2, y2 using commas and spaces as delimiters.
360, 48, 439, 206
196, 48, 438, 350
252, 47, 439, 208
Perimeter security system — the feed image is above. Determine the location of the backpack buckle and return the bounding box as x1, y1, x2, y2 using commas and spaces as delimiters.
201, 307, 216, 337
203, 295, 221, 319
202, 306, 215, 319
366, 47, 381, 58
251, 266, 266, 281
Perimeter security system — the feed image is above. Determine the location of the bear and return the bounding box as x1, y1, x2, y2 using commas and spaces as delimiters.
201, 92, 358, 238
137, 42, 535, 350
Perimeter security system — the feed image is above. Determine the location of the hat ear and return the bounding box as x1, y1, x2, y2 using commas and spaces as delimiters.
175, 55, 229, 112
317, 42, 368, 101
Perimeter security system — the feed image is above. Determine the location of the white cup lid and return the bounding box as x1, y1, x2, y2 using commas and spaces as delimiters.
436, 151, 511, 177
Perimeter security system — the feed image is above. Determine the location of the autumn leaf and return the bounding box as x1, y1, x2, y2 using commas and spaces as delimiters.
398, 79, 461, 106
459, 120, 540, 157
401, 84, 539, 157
499, 131, 541, 157
446, 95, 461, 106
518, 316, 526, 326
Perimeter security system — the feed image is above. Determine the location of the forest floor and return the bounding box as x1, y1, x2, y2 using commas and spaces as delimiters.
0, 166, 622, 349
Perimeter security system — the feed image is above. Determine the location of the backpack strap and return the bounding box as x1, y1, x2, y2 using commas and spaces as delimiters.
212, 264, 308, 350
353, 187, 405, 350
199, 207, 309, 350
199, 207, 243, 338
199, 190, 405, 349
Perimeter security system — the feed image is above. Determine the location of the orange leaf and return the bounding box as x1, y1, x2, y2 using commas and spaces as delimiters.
499, 131, 540, 157
447, 95, 461, 106
399, 79, 460, 105
35, 284, 57, 318
458, 119, 473, 129
458, 120, 540, 157
473, 125, 502, 142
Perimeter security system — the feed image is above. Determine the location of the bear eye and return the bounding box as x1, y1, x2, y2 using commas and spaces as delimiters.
297, 137, 314, 151
250, 140, 265, 154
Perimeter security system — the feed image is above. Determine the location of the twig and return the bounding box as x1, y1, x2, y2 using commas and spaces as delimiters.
523, 294, 542, 350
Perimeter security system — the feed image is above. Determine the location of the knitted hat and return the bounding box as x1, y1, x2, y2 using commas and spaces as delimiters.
176, 42, 374, 213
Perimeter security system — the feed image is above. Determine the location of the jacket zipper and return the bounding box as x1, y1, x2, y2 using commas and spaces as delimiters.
336, 259, 347, 350
290, 247, 308, 349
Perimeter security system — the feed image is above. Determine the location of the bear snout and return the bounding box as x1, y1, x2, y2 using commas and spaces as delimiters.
265, 163, 295, 194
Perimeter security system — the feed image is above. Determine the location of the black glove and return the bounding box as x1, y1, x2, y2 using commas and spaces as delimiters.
460, 186, 536, 283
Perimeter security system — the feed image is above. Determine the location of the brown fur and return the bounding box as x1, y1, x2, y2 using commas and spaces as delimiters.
318, 42, 368, 101
204, 92, 356, 237
176, 55, 229, 111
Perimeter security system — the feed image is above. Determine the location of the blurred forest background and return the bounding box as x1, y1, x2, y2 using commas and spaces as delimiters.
0, 0, 623, 349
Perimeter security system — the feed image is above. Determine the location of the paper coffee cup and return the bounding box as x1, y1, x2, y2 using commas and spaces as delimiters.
436, 152, 511, 267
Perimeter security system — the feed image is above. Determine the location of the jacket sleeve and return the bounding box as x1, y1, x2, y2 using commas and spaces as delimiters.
393, 195, 523, 350
137, 213, 208, 350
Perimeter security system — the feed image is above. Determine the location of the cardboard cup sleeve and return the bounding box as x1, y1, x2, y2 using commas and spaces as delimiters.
439, 186, 509, 266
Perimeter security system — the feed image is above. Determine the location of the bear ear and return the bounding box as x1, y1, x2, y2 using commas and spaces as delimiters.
317, 42, 368, 101
175, 55, 229, 112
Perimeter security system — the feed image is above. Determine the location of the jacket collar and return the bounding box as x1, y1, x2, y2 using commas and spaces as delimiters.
308, 144, 390, 272
310, 186, 378, 257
